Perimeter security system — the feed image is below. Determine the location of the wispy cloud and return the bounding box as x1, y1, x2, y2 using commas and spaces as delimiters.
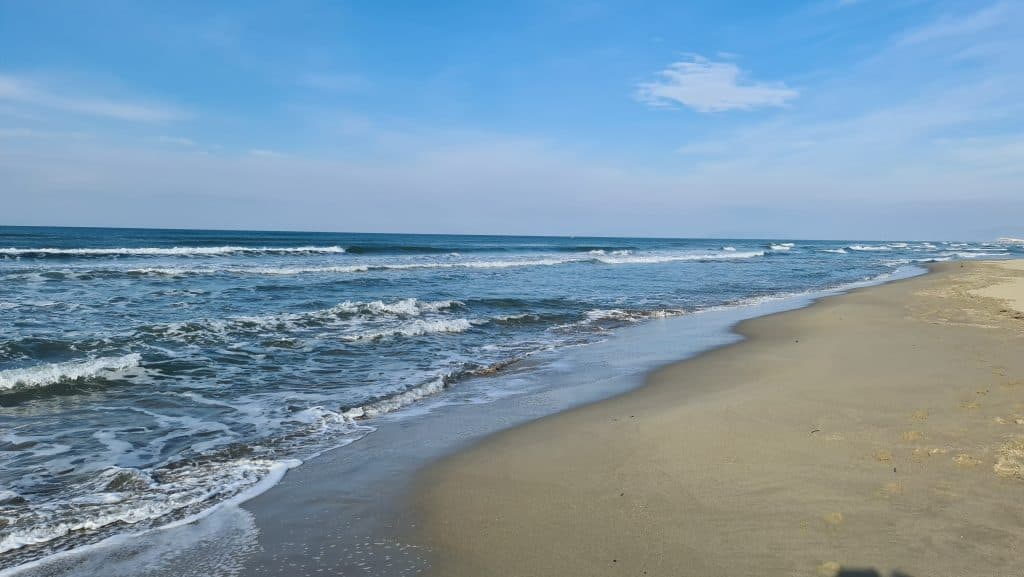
636, 56, 798, 112
0, 74, 184, 123
899, 2, 1008, 45
157, 135, 195, 146
248, 148, 286, 157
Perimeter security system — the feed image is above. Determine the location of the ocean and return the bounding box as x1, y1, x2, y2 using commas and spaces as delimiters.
0, 226, 1019, 570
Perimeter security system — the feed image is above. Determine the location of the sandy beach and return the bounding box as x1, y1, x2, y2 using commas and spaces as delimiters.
414, 260, 1024, 577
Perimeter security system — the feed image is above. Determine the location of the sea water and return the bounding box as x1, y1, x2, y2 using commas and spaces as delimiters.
0, 226, 1018, 569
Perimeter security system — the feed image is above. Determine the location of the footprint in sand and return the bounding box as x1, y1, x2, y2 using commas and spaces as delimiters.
901, 430, 923, 442
873, 449, 893, 463
910, 409, 929, 422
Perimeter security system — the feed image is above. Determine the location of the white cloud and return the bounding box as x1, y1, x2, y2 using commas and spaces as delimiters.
636, 55, 798, 112
0, 74, 184, 123
899, 2, 1008, 45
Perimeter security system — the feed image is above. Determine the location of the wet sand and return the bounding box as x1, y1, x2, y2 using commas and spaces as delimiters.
413, 261, 1024, 577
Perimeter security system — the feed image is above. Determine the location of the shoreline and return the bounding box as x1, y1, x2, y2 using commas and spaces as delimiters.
412, 260, 1024, 577
0, 264, 949, 577
1, 265, 928, 577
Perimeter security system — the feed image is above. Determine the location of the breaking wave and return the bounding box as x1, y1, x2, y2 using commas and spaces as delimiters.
0, 354, 141, 392
340, 318, 475, 341
0, 246, 346, 257
140, 299, 463, 342
18, 251, 768, 279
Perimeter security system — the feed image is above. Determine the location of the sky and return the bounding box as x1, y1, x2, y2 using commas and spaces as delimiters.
1, 0, 1022, 240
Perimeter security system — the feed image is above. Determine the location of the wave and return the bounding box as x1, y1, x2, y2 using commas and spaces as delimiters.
0, 354, 141, 392
589, 250, 765, 265
0, 246, 346, 257
846, 244, 891, 252
118, 265, 372, 277
0, 456, 298, 558
549, 307, 687, 333
342, 243, 637, 255
769, 242, 795, 251
332, 298, 459, 316
340, 318, 475, 342
821, 248, 847, 254
341, 375, 449, 420
141, 299, 462, 342
587, 249, 632, 256
944, 251, 1010, 259
584, 308, 684, 323
340, 357, 524, 420
24, 251, 768, 279
996, 237, 1024, 245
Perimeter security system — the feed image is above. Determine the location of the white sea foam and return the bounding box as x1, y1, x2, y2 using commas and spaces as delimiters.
847, 244, 891, 252
343, 376, 449, 420
0, 457, 296, 556
584, 309, 683, 323
550, 307, 686, 332
945, 251, 1009, 259
0, 354, 141, 392
591, 251, 765, 265
0, 246, 346, 257
722, 246, 737, 251
71, 251, 766, 278
329, 298, 459, 316
148, 298, 462, 342
229, 265, 370, 275
996, 237, 1024, 245
340, 318, 474, 341
821, 248, 847, 254
769, 243, 795, 251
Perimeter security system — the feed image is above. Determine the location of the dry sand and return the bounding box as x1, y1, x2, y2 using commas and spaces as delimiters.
413, 261, 1024, 577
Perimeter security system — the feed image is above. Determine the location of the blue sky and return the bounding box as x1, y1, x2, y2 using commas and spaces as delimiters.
1, 0, 1021, 239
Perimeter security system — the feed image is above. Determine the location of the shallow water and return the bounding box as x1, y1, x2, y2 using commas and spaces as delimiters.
0, 226, 1018, 568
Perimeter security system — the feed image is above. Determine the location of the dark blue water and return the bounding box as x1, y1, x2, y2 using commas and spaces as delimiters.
0, 226, 1019, 567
